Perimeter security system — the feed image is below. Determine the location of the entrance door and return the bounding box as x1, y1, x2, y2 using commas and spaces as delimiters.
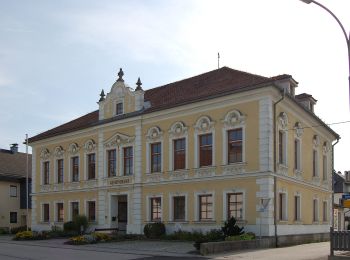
117, 196, 127, 232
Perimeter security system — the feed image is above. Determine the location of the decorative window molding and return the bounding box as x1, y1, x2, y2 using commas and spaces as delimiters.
40, 148, 50, 160
194, 116, 215, 168
278, 112, 288, 131
53, 146, 65, 158
222, 109, 245, 128
277, 112, 288, 172
323, 141, 330, 154
294, 192, 302, 222
146, 126, 163, 174
168, 122, 188, 171
313, 135, 320, 148
68, 143, 80, 155
105, 133, 135, 148
278, 189, 288, 221
146, 194, 163, 222
84, 139, 96, 153
294, 122, 303, 138
222, 188, 245, 221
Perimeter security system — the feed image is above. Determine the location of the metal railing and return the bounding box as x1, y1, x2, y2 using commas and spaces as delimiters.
330, 227, 350, 256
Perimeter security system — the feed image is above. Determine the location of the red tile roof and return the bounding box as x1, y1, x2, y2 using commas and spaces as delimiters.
29, 67, 333, 143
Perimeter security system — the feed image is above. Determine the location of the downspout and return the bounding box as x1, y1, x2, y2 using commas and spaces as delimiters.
273, 90, 285, 247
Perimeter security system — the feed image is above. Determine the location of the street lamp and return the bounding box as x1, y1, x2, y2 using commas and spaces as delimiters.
299, 0, 350, 105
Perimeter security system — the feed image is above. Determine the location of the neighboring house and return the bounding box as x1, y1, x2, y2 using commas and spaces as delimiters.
0, 144, 32, 230
333, 171, 350, 230
28, 67, 339, 242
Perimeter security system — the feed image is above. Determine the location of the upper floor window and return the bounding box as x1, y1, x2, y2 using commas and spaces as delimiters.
71, 156, 79, 182
199, 134, 212, 167
278, 131, 287, 165
9, 185, 17, 197
322, 155, 327, 181
294, 139, 301, 171
227, 192, 243, 220
57, 159, 64, 183
199, 194, 213, 221
228, 129, 242, 163
174, 138, 186, 170
116, 102, 123, 115
123, 147, 133, 175
87, 154, 96, 180
107, 149, 117, 177
151, 197, 161, 221
151, 143, 161, 173
312, 150, 318, 177
43, 161, 50, 185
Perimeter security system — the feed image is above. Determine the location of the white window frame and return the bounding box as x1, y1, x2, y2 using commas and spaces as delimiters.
194, 116, 215, 168
312, 149, 319, 178
146, 127, 163, 174
69, 155, 80, 182
222, 189, 245, 221
322, 200, 328, 222
54, 200, 64, 223
169, 192, 188, 222
121, 145, 134, 176
54, 158, 64, 184
194, 191, 215, 222
9, 185, 17, 197
277, 112, 288, 167
313, 197, 319, 222
84, 199, 97, 223
146, 194, 163, 222
68, 200, 80, 221
41, 160, 50, 185
278, 190, 288, 221
294, 138, 302, 172
294, 193, 301, 222
41, 202, 50, 223
168, 122, 188, 171
113, 98, 124, 116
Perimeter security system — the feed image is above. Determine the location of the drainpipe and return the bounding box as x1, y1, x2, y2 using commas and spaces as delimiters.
273, 90, 285, 247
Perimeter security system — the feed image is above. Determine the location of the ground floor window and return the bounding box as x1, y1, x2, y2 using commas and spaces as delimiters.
43, 204, 50, 222
71, 202, 79, 220
10, 212, 17, 224
279, 193, 287, 221
56, 203, 64, 222
294, 196, 301, 221
87, 201, 96, 222
313, 199, 319, 222
227, 193, 243, 220
199, 194, 213, 221
173, 196, 185, 221
323, 201, 327, 222
151, 197, 161, 221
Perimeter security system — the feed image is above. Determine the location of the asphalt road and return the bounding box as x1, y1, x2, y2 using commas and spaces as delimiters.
0, 235, 335, 260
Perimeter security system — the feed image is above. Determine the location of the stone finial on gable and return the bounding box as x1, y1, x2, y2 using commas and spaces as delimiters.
117, 68, 124, 82
99, 89, 105, 102
135, 77, 143, 91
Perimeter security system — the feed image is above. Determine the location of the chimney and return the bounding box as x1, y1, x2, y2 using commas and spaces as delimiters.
10, 143, 18, 154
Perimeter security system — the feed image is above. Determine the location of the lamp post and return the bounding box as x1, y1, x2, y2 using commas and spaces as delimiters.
299, 0, 350, 105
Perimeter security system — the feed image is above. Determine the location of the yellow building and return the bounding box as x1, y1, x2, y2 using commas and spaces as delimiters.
28, 67, 339, 240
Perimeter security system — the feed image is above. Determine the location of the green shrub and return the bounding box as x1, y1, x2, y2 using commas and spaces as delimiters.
0, 228, 9, 234
92, 232, 112, 242
193, 229, 224, 250
221, 217, 244, 237
63, 221, 76, 232
10, 226, 28, 234
143, 222, 166, 238
225, 232, 255, 241
73, 215, 88, 233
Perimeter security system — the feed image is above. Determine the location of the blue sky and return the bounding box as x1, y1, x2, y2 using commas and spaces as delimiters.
0, 0, 349, 171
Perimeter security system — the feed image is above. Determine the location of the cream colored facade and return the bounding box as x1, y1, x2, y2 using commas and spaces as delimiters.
29, 68, 338, 236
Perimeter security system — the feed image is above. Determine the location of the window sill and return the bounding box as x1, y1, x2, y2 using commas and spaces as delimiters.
168, 221, 189, 224
193, 220, 216, 224
277, 220, 288, 224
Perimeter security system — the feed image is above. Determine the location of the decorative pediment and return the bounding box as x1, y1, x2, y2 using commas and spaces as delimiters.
146, 126, 163, 142
105, 133, 135, 148
53, 146, 65, 158
278, 112, 288, 130
323, 141, 330, 153
169, 122, 188, 138
68, 143, 80, 155
222, 109, 245, 128
294, 122, 303, 137
40, 148, 50, 160
84, 139, 96, 153
194, 116, 214, 133
313, 135, 320, 147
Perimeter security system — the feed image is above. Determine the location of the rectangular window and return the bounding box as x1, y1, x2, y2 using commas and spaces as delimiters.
116, 102, 123, 115
71, 156, 79, 182
43, 204, 50, 222
123, 147, 133, 175
279, 193, 287, 221
294, 196, 301, 221
107, 149, 117, 177
174, 138, 186, 170
323, 201, 327, 222
313, 150, 318, 177
199, 194, 213, 221
151, 143, 161, 173
199, 134, 212, 167
87, 154, 96, 179
322, 155, 327, 180
10, 212, 17, 224
173, 196, 185, 221
87, 201, 96, 222
278, 131, 284, 164
71, 202, 79, 220
228, 129, 243, 163
294, 139, 300, 171
57, 203, 64, 222
151, 197, 161, 221
43, 161, 50, 185
313, 199, 318, 222
57, 159, 64, 183
227, 193, 243, 220
9, 185, 17, 197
